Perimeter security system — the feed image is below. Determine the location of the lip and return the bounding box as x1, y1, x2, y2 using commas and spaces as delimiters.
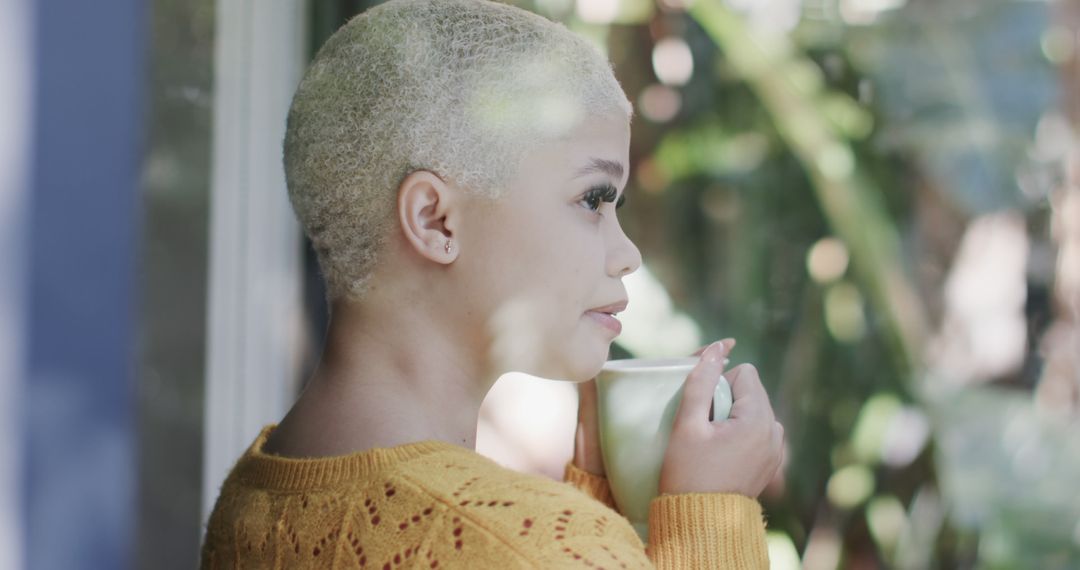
588, 299, 628, 314
586, 311, 623, 335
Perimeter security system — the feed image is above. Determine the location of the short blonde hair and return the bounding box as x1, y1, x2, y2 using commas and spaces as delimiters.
284, 0, 633, 301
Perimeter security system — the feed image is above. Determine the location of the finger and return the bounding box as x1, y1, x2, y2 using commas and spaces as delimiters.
771, 423, 785, 472
674, 341, 733, 427
576, 379, 597, 419
725, 364, 774, 421
691, 338, 735, 357
577, 378, 597, 399
771, 422, 784, 450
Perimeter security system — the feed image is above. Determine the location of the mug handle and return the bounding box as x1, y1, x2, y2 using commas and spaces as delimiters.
709, 374, 733, 422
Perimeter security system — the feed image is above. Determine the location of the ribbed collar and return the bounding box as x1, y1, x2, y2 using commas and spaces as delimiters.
231, 425, 475, 491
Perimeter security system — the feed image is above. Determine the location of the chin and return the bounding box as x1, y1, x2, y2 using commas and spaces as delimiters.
539, 341, 610, 383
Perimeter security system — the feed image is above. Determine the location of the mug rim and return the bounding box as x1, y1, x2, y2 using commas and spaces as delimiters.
601, 356, 699, 372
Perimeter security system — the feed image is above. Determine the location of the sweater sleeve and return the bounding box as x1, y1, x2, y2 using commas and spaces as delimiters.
562, 461, 770, 569
646, 492, 770, 569
562, 460, 620, 512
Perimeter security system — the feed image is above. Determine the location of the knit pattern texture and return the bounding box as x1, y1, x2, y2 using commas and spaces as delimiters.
200, 425, 769, 569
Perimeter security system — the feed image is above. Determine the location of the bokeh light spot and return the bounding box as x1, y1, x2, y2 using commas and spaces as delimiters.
637, 84, 681, 123
807, 237, 850, 283
827, 464, 875, 509
652, 37, 694, 86
824, 281, 866, 342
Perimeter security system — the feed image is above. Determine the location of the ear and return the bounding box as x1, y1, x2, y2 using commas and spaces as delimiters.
397, 170, 459, 264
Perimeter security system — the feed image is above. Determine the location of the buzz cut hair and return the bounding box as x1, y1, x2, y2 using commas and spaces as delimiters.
283, 0, 633, 301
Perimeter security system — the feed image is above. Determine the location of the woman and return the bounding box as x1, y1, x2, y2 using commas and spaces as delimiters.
200, 0, 784, 567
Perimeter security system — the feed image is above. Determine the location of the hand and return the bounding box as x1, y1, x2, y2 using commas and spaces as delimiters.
571, 339, 736, 478
658, 340, 785, 498
572, 378, 606, 476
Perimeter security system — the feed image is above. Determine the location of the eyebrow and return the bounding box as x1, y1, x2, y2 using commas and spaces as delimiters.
572, 158, 625, 182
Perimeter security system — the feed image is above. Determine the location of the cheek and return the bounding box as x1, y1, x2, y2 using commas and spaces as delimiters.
512, 213, 594, 287
478, 206, 607, 312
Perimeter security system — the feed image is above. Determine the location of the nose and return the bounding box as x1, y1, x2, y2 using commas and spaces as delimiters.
607, 219, 642, 278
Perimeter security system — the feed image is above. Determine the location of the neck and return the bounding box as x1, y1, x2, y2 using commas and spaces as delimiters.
267, 294, 498, 456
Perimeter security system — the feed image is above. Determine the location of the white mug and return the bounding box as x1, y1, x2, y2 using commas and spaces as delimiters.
595, 357, 732, 541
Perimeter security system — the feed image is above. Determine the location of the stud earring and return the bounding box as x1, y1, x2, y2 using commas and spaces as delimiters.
444, 240, 453, 254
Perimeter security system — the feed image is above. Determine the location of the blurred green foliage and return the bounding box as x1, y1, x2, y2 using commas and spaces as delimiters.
518, 0, 1078, 567
314, 0, 1079, 566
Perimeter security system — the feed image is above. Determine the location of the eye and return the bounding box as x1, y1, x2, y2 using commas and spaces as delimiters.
579, 184, 624, 215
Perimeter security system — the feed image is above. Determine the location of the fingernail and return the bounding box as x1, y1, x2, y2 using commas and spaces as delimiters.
704, 342, 725, 363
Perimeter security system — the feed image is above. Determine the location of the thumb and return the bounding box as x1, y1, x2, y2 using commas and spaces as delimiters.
674, 340, 732, 427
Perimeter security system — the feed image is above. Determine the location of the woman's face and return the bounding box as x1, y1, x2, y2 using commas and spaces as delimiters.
455, 115, 641, 382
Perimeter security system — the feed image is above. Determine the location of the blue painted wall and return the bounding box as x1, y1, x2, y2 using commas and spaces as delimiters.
26, 0, 145, 568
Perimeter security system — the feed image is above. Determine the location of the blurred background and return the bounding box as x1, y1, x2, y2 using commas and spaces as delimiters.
2, 0, 1078, 568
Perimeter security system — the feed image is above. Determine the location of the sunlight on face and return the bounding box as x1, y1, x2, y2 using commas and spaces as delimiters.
469, 55, 587, 140
487, 296, 549, 375
460, 114, 639, 382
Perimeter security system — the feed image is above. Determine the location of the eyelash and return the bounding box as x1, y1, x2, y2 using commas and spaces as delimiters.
580, 184, 626, 215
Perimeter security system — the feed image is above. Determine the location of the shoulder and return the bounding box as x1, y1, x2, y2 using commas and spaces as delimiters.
203, 443, 652, 569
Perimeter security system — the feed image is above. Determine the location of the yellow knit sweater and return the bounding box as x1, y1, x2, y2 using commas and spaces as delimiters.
201, 425, 769, 569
